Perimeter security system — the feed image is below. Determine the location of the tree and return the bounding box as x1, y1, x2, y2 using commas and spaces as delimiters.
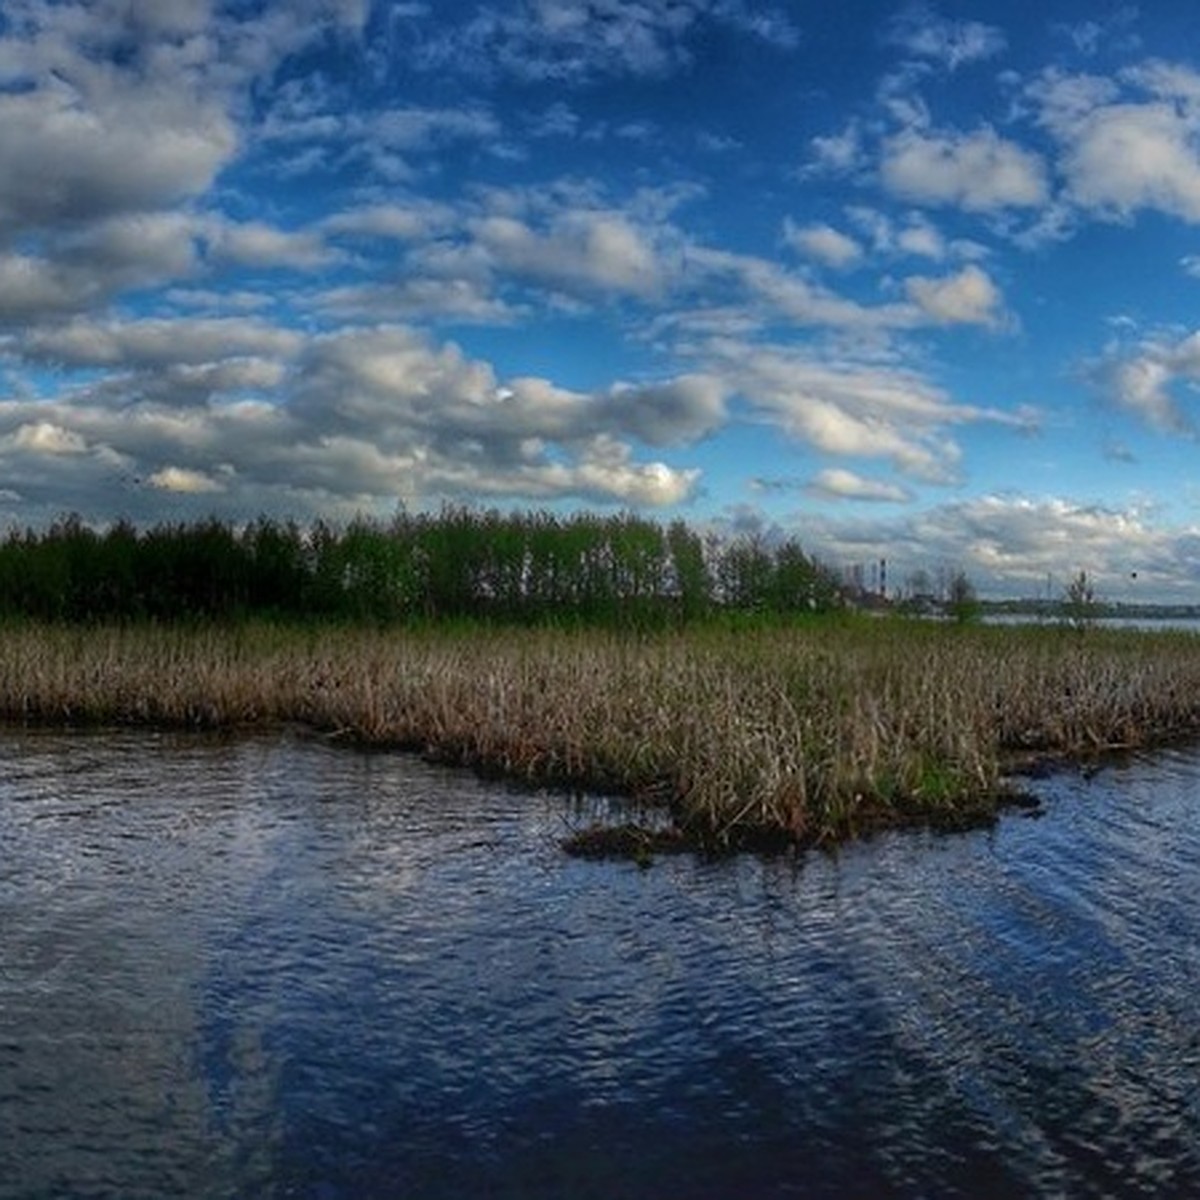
946, 569, 980, 623
1063, 569, 1098, 631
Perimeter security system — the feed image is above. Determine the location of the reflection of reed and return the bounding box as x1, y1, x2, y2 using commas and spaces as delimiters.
0, 620, 1196, 849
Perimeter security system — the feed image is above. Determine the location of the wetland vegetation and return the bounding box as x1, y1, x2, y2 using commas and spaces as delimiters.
2, 509, 1199, 851
4, 606, 1200, 851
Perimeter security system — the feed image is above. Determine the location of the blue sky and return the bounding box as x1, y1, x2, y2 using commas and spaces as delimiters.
8, 1, 1200, 599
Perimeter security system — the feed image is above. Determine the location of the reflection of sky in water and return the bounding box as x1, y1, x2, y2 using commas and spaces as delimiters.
3, 731, 1200, 1197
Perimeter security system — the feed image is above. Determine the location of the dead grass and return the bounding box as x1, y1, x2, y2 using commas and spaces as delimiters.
3, 618, 1200, 849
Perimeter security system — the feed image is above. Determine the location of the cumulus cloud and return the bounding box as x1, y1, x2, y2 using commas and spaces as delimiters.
700, 341, 1025, 483
148, 466, 227, 494
0, 0, 364, 241
292, 326, 724, 453
206, 221, 338, 271
1060, 106, 1200, 221
1101, 329, 1200, 432
844, 206, 985, 263
0, 0, 396, 329
805, 121, 867, 176
905, 264, 1005, 327
0, 211, 212, 323
0, 322, 720, 518
881, 126, 1050, 212
806, 468, 912, 503
782, 220, 863, 269
469, 210, 668, 300
601, 375, 727, 445
0, 254, 102, 322
14, 317, 303, 369
1031, 63, 1200, 224
0, 78, 235, 239
9, 422, 88, 456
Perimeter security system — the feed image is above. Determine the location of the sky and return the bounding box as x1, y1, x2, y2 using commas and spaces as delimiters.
9, 2, 1200, 599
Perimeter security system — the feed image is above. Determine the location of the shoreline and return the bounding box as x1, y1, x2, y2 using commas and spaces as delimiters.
3, 617, 1200, 856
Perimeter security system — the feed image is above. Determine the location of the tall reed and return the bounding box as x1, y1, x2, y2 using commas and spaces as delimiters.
2, 619, 1200, 848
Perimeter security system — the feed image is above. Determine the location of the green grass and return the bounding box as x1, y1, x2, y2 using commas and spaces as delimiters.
2, 616, 1200, 852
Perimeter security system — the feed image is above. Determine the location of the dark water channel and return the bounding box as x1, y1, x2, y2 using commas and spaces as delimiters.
3, 730, 1200, 1198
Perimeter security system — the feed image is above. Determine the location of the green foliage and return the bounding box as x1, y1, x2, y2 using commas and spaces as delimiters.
946, 569, 981, 624
0, 509, 844, 628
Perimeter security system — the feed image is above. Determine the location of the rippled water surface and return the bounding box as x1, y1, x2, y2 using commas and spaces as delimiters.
4, 730, 1200, 1198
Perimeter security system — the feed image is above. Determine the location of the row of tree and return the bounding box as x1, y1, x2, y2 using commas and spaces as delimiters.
0, 510, 842, 625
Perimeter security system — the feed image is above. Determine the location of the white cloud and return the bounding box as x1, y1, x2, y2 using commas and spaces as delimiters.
1102, 329, 1200, 433
881, 126, 1050, 212
782, 220, 863, 269
806, 468, 912, 503
895, 217, 947, 260
805, 121, 866, 176
316, 278, 520, 324
845, 206, 985, 263
686, 247, 919, 332
0, 1, 372, 240
368, 106, 500, 151
284, 325, 711, 505
256, 99, 502, 185
701, 340, 1025, 483
1061, 103, 1200, 221
0, 212, 210, 322
15, 317, 303, 369
905, 264, 1005, 327
0, 321, 717, 518
9, 422, 88, 456
470, 211, 668, 300
413, 0, 800, 82
1032, 64, 1200, 224
148, 466, 227, 494
789, 494, 1192, 602
206, 220, 337, 271
887, 4, 1007, 70
0, 80, 236, 237
323, 202, 455, 242
0, 0, 383, 250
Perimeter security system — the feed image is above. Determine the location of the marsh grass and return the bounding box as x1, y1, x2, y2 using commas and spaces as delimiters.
4, 617, 1200, 851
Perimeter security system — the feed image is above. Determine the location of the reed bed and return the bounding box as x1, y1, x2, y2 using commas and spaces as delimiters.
4, 619, 1200, 850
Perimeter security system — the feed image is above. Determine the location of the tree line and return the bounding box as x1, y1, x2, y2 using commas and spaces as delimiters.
0, 509, 841, 626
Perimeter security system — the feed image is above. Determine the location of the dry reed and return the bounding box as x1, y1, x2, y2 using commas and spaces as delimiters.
3, 619, 1200, 850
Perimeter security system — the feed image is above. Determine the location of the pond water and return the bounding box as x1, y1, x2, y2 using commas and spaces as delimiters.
3, 730, 1200, 1199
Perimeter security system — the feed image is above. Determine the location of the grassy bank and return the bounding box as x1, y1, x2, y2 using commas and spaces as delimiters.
3, 618, 1200, 851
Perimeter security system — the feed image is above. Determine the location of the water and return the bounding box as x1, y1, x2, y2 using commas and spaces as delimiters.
3, 730, 1200, 1198
984, 612, 1200, 634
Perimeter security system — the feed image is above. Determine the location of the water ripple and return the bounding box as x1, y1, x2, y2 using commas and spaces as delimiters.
4, 730, 1200, 1197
